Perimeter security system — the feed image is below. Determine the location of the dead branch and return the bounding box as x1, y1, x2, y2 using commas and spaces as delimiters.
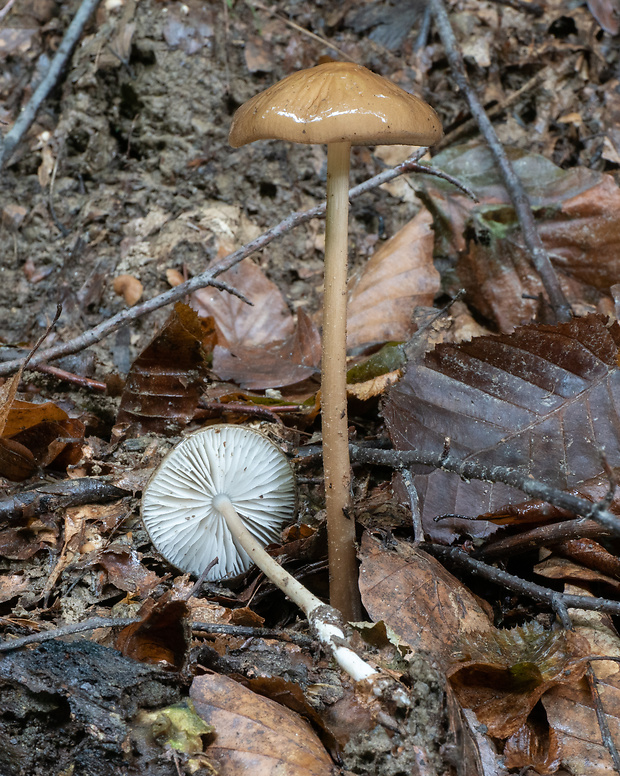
429, 0, 573, 323
0, 0, 102, 171
349, 445, 620, 536
0, 616, 313, 652
0, 478, 129, 523
0, 152, 475, 377
425, 543, 620, 617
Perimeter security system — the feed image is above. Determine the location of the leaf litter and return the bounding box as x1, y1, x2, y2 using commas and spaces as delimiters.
1, 0, 620, 773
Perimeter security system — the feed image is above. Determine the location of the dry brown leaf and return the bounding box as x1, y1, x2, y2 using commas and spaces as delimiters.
0, 518, 59, 560
428, 145, 620, 330
358, 532, 493, 670
0, 574, 29, 604
97, 546, 161, 597
191, 258, 294, 349
190, 673, 334, 776
115, 596, 191, 670
449, 622, 589, 738
347, 208, 440, 351
113, 274, 143, 306
534, 556, 620, 594
213, 307, 321, 390
115, 302, 215, 435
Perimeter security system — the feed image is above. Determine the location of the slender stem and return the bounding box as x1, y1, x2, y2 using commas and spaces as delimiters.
322, 141, 361, 621
212, 494, 376, 682
213, 495, 321, 614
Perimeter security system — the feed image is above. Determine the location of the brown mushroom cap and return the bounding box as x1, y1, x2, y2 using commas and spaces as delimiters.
229, 61, 443, 148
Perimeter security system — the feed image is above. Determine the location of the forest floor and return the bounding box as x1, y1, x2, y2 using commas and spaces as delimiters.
1, 0, 620, 774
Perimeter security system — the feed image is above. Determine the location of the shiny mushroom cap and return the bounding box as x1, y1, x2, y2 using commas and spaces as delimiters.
229, 61, 442, 148
141, 425, 296, 580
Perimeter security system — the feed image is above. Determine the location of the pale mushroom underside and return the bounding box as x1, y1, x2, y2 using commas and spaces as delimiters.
142, 426, 296, 579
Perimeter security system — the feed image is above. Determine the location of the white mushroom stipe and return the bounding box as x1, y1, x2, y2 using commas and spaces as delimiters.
212, 491, 376, 683
141, 425, 296, 580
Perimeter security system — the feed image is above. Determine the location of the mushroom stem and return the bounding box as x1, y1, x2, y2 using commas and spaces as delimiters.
323, 140, 361, 622
212, 493, 376, 682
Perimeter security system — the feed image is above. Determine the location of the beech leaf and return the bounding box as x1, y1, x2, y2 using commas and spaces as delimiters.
347, 207, 440, 351
190, 673, 334, 776
115, 302, 215, 435
384, 315, 620, 523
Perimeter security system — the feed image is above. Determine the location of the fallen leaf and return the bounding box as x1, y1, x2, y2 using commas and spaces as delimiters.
427, 145, 620, 330
191, 258, 294, 349
213, 308, 321, 390
347, 208, 440, 351
115, 302, 215, 435
190, 673, 334, 775
97, 546, 161, 597
383, 315, 620, 526
448, 622, 589, 737
115, 596, 191, 670
113, 274, 143, 306
358, 532, 493, 670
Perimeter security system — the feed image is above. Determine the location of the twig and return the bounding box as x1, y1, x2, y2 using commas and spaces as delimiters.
184, 558, 219, 600
0, 615, 314, 652
0, 150, 474, 377
436, 67, 550, 151
551, 594, 620, 772
195, 400, 285, 425
192, 622, 313, 647
349, 445, 620, 536
429, 0, 572, 323
425, 543, 620, 617
0, 616, 138, 652
586, 664, 620, 772
35, 363, 107, 391
401, 468, 424, 543
0, 0, 18, 22
0, 0, 103, 171
477, 519, 613, 560
252, 0, 357, 64
0, 478, 129, 523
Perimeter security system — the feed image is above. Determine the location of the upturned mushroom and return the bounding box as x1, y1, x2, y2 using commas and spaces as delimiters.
142, 424, 377, 683
229, 61, 442, 620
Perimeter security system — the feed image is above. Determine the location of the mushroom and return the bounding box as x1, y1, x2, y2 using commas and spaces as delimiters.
142, 423, 376, 683
229, 62, 443, 620
141, 424, 296, 580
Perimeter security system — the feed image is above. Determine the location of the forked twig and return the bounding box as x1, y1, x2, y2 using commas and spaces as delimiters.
350, 445, 620, 536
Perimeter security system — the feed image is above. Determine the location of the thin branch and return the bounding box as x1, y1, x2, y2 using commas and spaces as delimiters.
477, 519, 613, 560
0, 478, 129, 523
0, 0, 102, 170
0, 617, 138, 652
0, 150, 473, 377
349, 445, 620, 536
0, 616, 314, 652
192, 622, 313, 647
429, 0, 572, 323
436, 67, 550, 151
425, 543, 620, 617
